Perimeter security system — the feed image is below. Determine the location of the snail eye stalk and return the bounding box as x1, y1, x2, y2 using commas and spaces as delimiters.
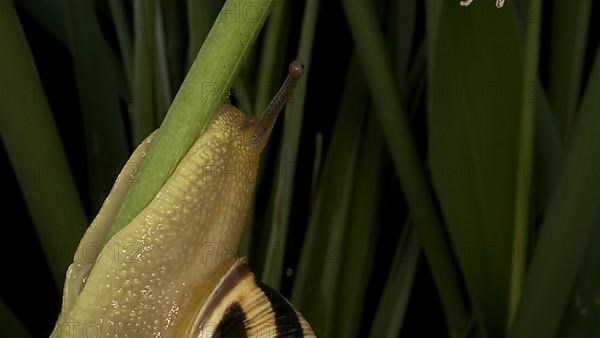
254, 61, 304, 143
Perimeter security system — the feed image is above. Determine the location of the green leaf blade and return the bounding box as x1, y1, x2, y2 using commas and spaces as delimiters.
291, 55, 368, 336
342, 0, 469, 334
428, 2, 525, 336
548, 0, 593, 139
0, 0, 86, 285
64, 0, 130, 210
511, 46, 600, 338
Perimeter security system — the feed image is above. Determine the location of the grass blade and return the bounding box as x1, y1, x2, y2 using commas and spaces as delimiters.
260, 0, 321, 287
291, 55, 368, 336
548, 0, 593, 139
556, 216, 600, 337
512, 4, 564, 212
108, 0, 277, 239
14, 0, 67, 45
533, 86, 563, 213
426, 2, 526, 336
509, 0, 542, 324
511, 45, 600, 338
390, 0, 416, 92
425, 0, 442, 71
108, 0, 134, 85
341, 0, 469, 334
186, 0, 225, 67
253, 0, 292, 116
231, 75, 253, 115
335, 114, 386, 338
154, 0, 174, 122
0, 300, 31, 338
160, 0, 187, 93
0, 0, 86, 284
368, 221, 420, 338
63, 0, 130, 210
130, 0, 157, 144
309, 133, 323, 202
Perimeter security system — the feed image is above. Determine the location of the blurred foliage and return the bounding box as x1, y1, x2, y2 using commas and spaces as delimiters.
0, 0, 599, 337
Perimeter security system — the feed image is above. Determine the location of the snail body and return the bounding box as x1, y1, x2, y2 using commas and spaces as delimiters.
52, 62, 314, 337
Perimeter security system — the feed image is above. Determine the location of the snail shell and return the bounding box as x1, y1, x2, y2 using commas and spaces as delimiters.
189, 257, 314, 337
51, 62, 313, 337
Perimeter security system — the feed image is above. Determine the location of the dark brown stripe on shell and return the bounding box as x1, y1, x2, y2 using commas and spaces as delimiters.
193, 259, 251, 334
213, 302, 248, 338
257, 282, 304, 337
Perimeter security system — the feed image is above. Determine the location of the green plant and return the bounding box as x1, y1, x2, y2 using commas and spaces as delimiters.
0, 0, 598, 337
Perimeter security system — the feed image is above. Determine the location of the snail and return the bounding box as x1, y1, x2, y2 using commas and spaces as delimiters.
51, 61, 315, 337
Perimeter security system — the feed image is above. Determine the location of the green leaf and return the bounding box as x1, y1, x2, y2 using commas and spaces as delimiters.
368, 221, 420, 338
108, 0, 134, 85
556, 216, 600, 337
0, 300, 31, 338
63, 0, 130, 210
0, 0, 86, 285
511, 45, 600, 338
130, 0, 157, 144
292, 56, 368, 336
309, 133, 324, 201
14, 0, 67, 45
342, 0, 469, 334
154, 0, 174, 122
548, 0, 593, 139
390, 0, 416, 94
509, 0, 542, 324
160, 0, 187, 92
425, 0, 442, 72
231, 75, 253, 115
533, 87, 563, 213
427, 2, 525, 336
253, 0, 293, 116
512, 1, 564, 214
186, 0, 225, 67
108, 0, 276, 239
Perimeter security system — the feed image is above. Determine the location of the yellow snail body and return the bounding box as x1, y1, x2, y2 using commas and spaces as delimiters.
52, 62, 314, 337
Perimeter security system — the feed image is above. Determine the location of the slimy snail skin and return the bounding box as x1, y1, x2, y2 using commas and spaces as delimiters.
52, 62, 315, 337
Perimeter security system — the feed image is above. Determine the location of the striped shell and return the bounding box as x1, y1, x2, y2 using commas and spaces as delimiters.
190, 258, 315, 337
